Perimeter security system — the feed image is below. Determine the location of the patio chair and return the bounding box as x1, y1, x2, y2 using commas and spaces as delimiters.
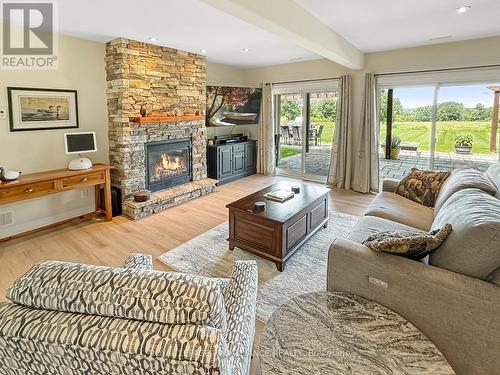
281, 125, 293, 144
291, 125, 301, 145
313, 125, 324, 146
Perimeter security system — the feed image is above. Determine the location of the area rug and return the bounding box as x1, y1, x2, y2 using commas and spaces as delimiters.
158, 211, 359, 322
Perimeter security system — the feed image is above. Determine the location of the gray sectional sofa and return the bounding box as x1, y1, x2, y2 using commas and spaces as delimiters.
328, 163, 500, 375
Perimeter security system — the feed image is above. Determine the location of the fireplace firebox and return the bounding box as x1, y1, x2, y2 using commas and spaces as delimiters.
145, 139, 192, 192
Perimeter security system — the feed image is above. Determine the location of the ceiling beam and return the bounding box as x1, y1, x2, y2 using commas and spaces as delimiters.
200, 0, 364, 69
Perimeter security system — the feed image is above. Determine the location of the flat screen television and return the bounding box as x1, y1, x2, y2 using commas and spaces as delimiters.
206, 86, 262, 127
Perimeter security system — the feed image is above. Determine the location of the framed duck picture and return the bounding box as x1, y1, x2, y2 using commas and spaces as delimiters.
7, 87, 79, 131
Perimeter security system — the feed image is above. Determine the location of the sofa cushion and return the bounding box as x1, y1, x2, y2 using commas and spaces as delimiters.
347, 215, 421, 244
434, 168, 497, 214
485, 163, 500, 197
363, 224, 452, 259
396, 168, 451, 207
430, 188, 500, 280
365, 192, 434, 231
6, 261, 228, 334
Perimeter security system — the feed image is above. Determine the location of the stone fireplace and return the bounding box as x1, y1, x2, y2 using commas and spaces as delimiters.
105, 38, 217, 220
146, 138, 192, 192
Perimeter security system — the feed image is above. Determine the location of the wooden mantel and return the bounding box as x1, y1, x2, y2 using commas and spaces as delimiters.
130, 115, 205, 123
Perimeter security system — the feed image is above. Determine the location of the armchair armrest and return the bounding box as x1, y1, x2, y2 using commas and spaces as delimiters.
381, 178, 400, 192
122, 253, 153, 270
223, 261, 258, 375
327, 238, 500, 375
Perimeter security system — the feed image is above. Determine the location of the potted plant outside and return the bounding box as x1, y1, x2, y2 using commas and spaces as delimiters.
390, 136, 401, 160
454, 135, 473, 155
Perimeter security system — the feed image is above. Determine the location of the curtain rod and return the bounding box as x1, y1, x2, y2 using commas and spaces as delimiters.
268, 76, 340, 85
374, 64, 500, 77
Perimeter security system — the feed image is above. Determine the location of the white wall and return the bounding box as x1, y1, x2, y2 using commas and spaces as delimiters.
206, 62, 258, 140
0, 35, 108, 238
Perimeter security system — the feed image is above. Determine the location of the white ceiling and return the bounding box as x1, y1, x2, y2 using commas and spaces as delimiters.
295, 0, 500, 52
58, 0, 500, 68
58, 0, 319, 68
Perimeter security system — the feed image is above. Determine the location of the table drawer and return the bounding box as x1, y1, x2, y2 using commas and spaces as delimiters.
310, 200, 327, 229
0, 180, 57, 203
61, 172, 105, 189
234, 216, 276, 253
286, 214, 308, 251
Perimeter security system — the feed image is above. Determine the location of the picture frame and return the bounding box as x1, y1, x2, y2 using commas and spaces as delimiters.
7, 87, 79, 131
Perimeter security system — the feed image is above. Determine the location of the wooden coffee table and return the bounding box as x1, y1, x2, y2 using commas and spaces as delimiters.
226, 182, 330, 271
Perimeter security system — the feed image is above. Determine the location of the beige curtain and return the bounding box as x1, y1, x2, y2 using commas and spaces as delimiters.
327, 75, 353, 189
352, 73, 379, 193
257, 82, 275, 175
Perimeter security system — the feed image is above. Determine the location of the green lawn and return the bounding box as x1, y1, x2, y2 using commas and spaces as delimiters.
279, 147, 301, 159
380, 121, 496, 154
311, 119, 335, 144
281, 120, 496, 154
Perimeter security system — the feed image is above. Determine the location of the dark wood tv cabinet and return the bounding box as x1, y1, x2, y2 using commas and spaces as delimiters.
226, 182, 330, 271
207, 140, 257, 185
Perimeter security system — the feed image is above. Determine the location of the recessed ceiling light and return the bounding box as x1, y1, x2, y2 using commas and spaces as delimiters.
242, 48, 250, 52
456, 5, 471, 14
148, 37, 157, 42
201, 49, 207, 53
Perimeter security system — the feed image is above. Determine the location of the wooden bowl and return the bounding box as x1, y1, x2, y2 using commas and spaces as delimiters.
134, 190, 151, 202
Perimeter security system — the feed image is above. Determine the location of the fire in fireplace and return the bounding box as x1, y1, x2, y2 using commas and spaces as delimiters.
145, 139, 192, 192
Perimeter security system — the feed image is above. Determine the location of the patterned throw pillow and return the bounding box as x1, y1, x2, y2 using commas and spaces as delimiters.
6, 261, 228, 335
363, 224, 452, 259
396, 168, 451, 207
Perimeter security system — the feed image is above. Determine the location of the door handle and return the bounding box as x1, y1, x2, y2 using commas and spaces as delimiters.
80, 177, 88, 183
24, 188, 33, 193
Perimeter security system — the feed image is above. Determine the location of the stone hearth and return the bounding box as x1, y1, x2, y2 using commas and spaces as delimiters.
123, 179, 216, 220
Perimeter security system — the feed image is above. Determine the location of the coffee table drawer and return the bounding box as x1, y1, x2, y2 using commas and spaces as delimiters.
310, 200, 327, 229
286, 214, 307, 250
234, 217, 276, 253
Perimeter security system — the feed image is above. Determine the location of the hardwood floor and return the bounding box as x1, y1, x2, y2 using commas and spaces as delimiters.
0, 174, 374, 374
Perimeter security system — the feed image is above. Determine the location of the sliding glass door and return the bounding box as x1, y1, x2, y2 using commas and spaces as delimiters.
379, 77, 500, 182
274, 81, 338, 181
275, 93, 304, 175
436, 83, 500, 170
379, 86, 435, 179
305, 92, 336, 177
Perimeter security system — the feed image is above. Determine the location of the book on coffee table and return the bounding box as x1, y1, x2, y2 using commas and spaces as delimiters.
264, 189, 294, 202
